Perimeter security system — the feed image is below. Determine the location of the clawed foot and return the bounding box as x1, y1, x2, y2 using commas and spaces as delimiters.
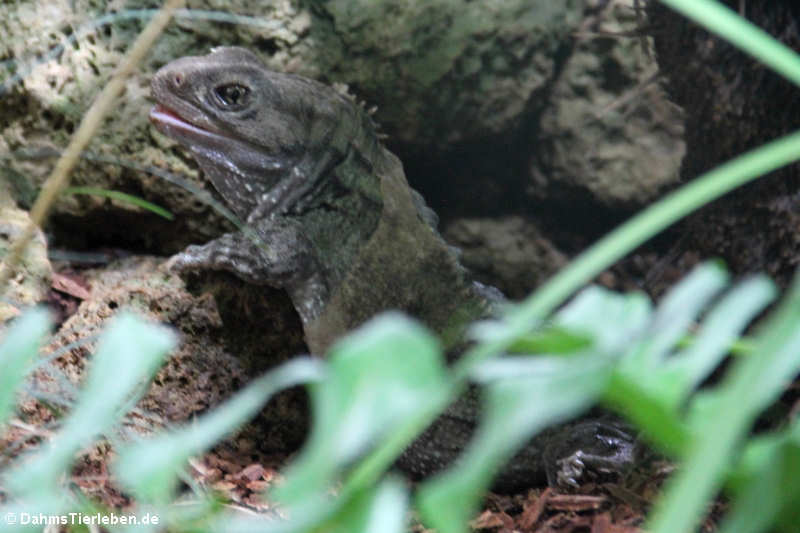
162, 246, 205, 274
544, 419, 639, 489
554, 450, 589, 488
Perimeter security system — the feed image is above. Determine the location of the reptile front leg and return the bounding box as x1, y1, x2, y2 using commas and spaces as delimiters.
167, 218, 329, 324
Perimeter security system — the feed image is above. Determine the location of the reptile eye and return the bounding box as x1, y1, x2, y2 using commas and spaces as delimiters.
213, 83, 250, 108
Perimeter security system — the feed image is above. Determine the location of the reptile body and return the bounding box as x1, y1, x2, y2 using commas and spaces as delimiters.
150, 47, 637, 489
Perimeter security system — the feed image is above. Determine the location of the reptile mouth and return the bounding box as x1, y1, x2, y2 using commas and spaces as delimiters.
149, 104, 221, 140
149, 104, 285, 177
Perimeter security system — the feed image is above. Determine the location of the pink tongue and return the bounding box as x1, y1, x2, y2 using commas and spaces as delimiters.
148, 104, 229, 150
149, 104, 186, 125
148, 104, 214, 139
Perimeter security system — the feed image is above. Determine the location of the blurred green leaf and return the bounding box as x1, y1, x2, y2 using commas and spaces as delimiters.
507, 326, 592, 354
507, 286, 650, 355
115, 357, 323, 504
362, 477, 408, 533
664, 275, 776, 404
629, 262, 728, 370
603, 264, 731, 456
648, 271, 800, 533
418, 353, 610, 533
717, 419, 800, 533
604, 273, 776, 459
0, 500, 71, 533
554, 285, 651, 352
199, 478, 407, 533
0, 307, 50, 426
321, 478, 409, 533
274, 313, 446, 505
4, 313, 175, 496
63, 187, 174, 220
604, 371, 689, 458
720, 434, 785, 533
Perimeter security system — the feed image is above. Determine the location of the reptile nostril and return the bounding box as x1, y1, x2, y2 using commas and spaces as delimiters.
173, 73, 183, 87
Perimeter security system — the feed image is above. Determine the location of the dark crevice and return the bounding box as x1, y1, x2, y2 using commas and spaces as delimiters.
255, 37, 281, 56
391, 29, 636, 256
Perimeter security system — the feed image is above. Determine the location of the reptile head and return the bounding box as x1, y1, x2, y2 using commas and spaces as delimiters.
150, 47, 309, 158
150, 47, 366, 214
150, 46, 366, 155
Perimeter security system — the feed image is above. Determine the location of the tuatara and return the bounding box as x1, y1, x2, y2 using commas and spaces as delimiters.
149, 47, 637, 489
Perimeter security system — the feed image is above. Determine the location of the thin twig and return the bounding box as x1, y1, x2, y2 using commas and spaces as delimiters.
0, 0, 185, 295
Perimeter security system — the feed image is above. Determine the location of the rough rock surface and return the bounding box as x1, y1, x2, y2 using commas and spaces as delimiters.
444, 216, 567, 299
0, 204, 52, 323
38, 256, 308, 446
531, 1, 684, 207
313, 0, 583, 148
0, 0, 683, 270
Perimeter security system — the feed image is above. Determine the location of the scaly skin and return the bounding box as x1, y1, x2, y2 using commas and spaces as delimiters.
150, 47, 637, 489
